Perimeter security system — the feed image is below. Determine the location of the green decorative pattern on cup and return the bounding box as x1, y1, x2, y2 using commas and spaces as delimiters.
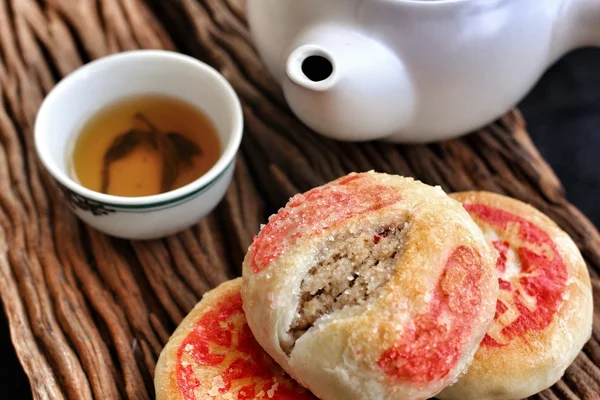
59, 159, 230, 215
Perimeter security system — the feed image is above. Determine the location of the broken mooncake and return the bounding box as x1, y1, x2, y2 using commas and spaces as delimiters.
439, 192, 593, 400
155, 278, 317, 400
241, 172, 499, 400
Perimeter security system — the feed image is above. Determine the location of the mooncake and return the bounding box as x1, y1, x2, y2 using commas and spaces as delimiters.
241, 172, 499, 400
155, 278, 317, 400
439, 192, 593, 400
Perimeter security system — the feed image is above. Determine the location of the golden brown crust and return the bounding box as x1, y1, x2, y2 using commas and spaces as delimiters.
439, 192, 593, 400
154, 278, 316, 400
242, 172, 499, 400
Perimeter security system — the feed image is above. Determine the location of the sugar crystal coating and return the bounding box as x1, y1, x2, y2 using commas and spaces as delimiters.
249, 174, 403, 273
377, 246, 485, 386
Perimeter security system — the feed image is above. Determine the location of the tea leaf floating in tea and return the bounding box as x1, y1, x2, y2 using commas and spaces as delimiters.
73, 94, 221, 197
100, 112, 202, 194
165, 132, 204, 164
100, 129, 152, 193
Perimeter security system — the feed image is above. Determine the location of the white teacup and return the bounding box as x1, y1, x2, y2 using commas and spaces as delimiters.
35, 50, 243, 240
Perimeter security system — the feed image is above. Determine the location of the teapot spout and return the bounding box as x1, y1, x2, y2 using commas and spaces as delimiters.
286, 45, 339, 93
283, 25, 415, 142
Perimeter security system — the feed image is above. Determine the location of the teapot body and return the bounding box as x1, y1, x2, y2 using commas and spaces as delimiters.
248, 0, 599, 143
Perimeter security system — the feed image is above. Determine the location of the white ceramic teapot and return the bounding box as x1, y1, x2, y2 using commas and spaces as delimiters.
247, 0, 600, 143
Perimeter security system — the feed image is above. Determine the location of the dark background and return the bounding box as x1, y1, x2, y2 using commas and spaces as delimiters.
1, 48, 599, 397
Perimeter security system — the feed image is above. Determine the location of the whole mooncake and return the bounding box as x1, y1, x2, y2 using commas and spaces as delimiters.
241, 172, 499, 400
155, 278, 317, 400
439, 192, 593, 400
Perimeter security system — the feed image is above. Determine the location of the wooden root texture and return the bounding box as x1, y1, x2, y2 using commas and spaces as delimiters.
0, 0, 598, 399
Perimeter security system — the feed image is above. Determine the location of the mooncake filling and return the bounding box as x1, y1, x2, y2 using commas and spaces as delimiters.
288, 227, 404, 347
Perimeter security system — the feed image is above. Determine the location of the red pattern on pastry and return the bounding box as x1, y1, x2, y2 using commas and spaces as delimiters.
378, 246, 484, 385
249, 174, 403, 273
463, 203, 567, 347
438, 192, 593, 400
156, 279, 316, 400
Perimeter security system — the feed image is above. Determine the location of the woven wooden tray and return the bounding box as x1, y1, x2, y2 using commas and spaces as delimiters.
0, 1, 598, 399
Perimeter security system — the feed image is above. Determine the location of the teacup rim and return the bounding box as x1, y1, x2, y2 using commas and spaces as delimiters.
34, 49, 243, 207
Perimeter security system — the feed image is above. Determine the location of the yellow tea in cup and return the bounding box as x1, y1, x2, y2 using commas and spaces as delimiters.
72, 94, 221, 197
